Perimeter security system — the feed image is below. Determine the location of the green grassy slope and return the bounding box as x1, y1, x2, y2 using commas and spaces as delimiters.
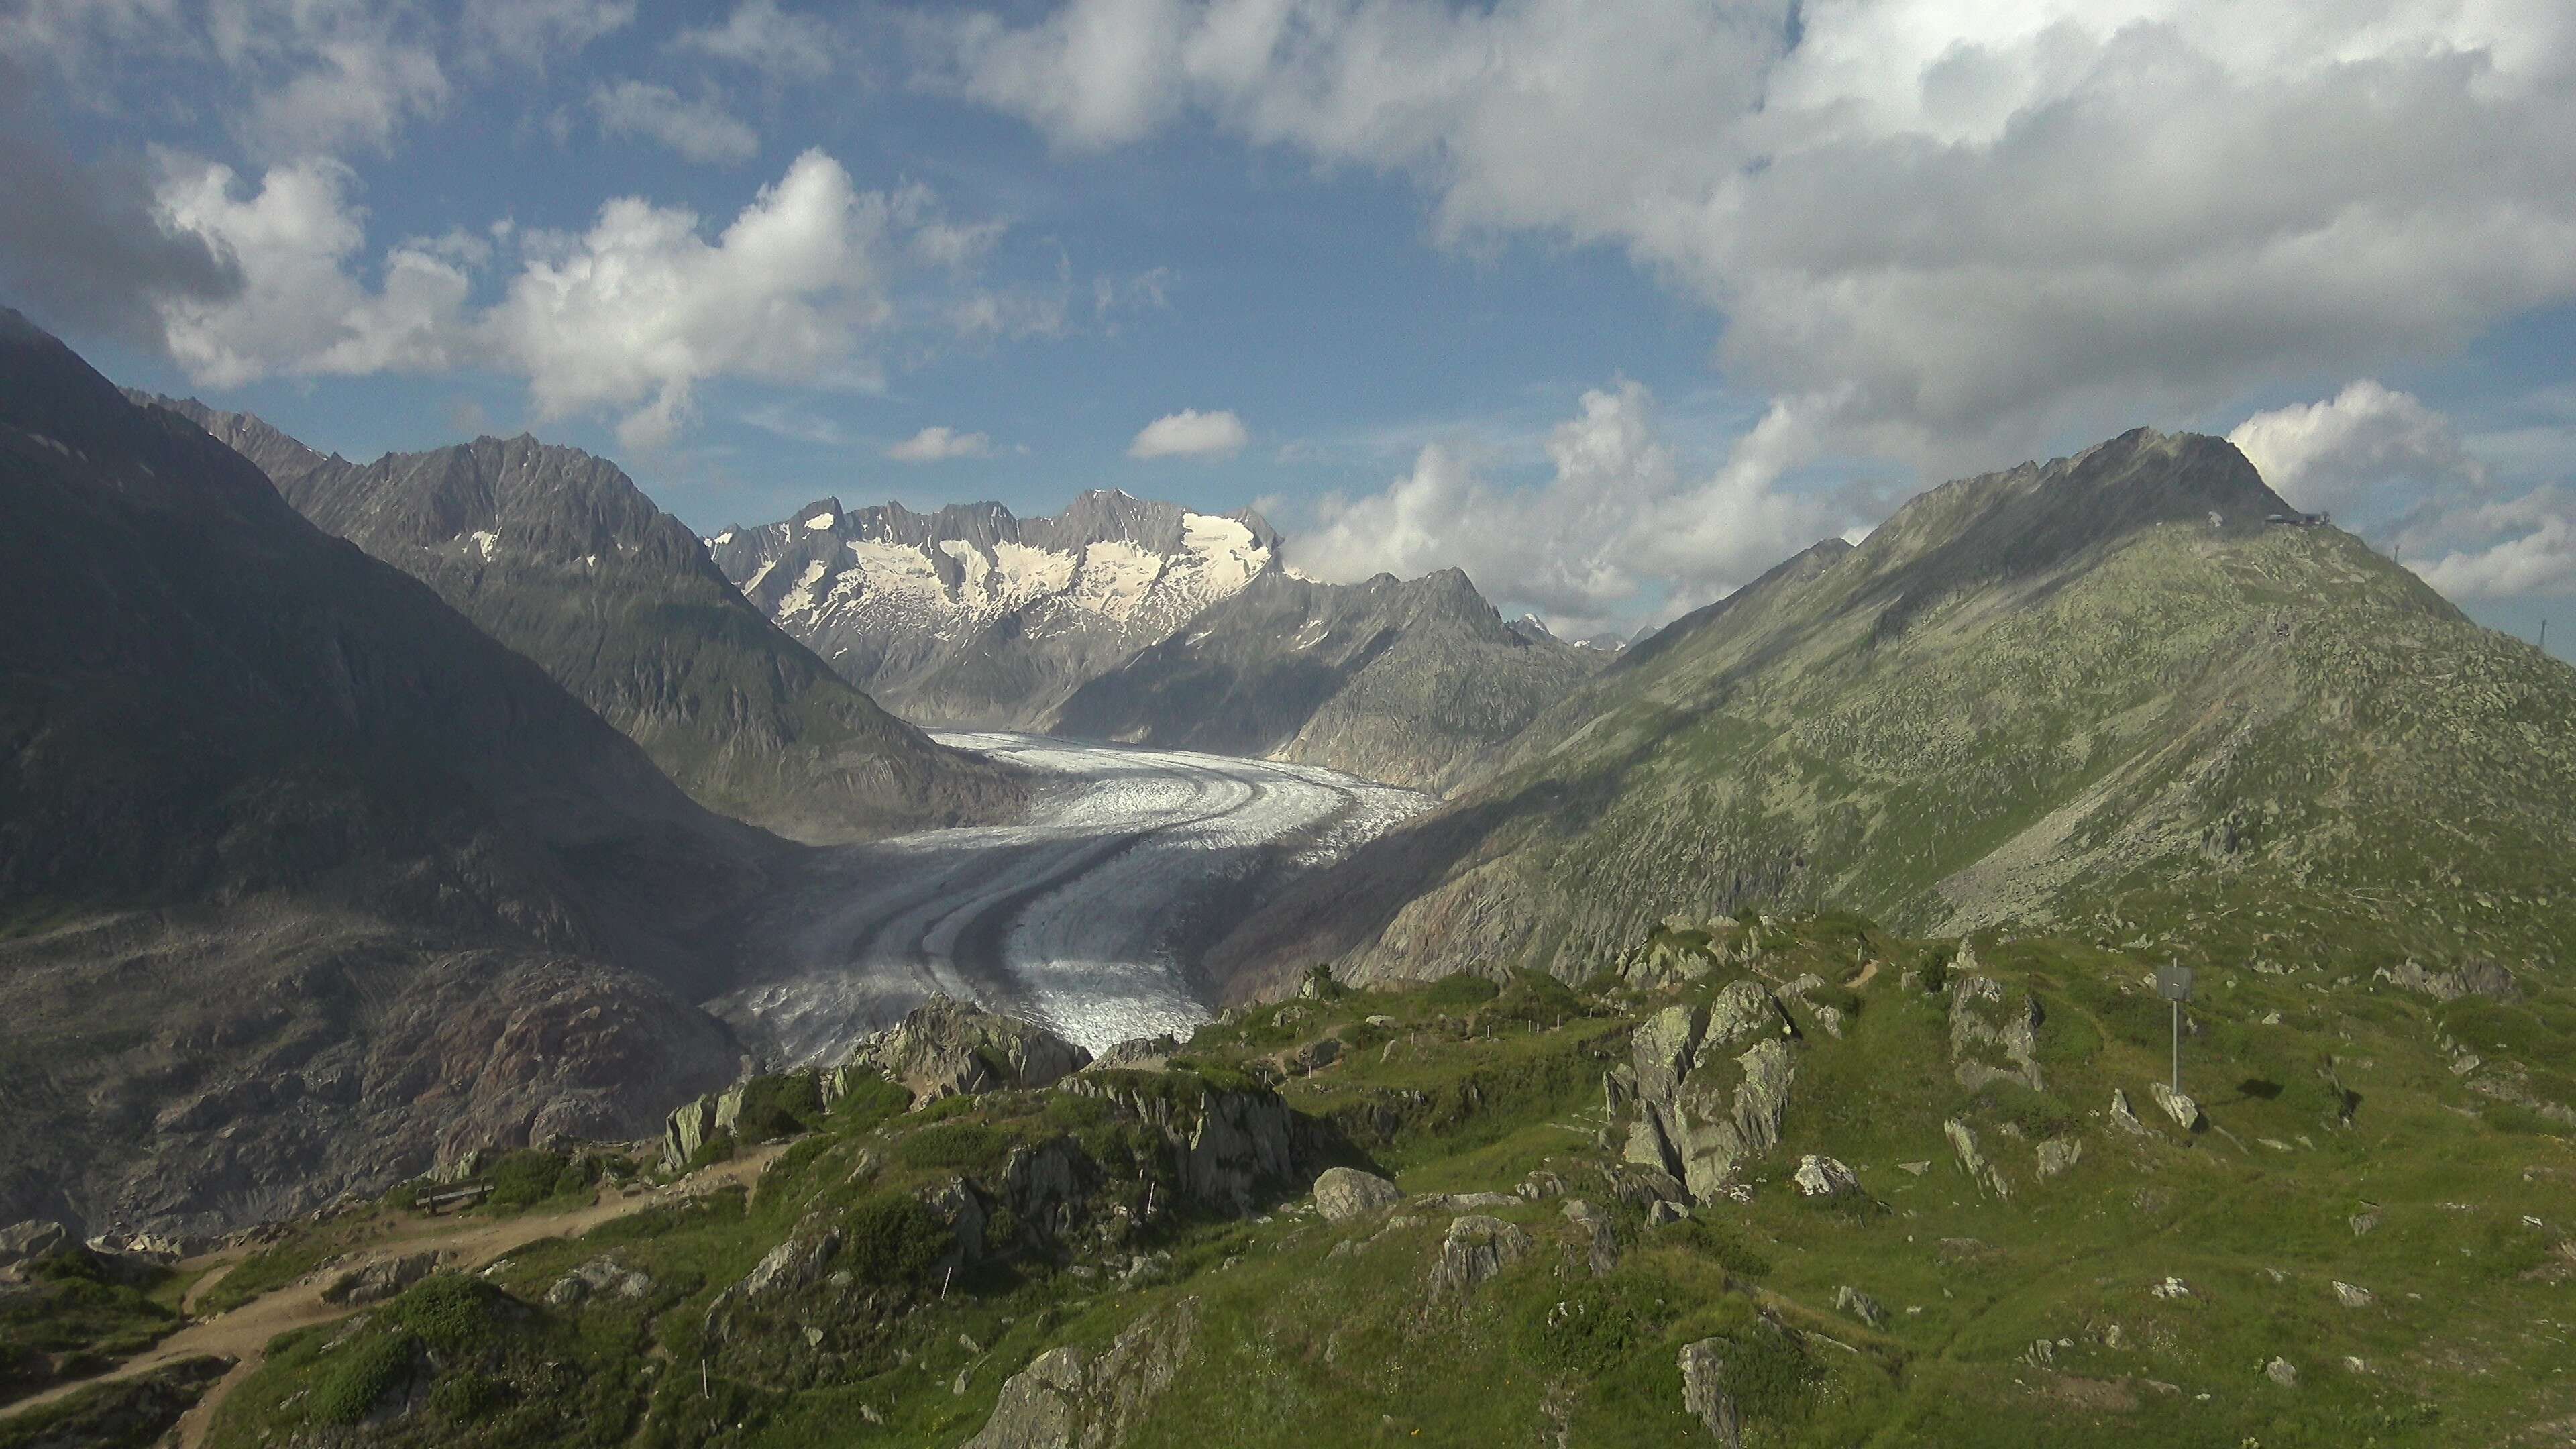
1205, 429, 2576, 1001
191, 914, 2576, 1446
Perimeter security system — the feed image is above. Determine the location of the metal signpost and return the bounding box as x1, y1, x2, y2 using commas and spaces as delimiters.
2156, 964, 2196, 1093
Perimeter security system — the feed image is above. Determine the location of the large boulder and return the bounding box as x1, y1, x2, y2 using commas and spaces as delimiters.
965, 1297, 1200, 1449
319, 1250, 443, 1306
1057, 1073, 1305, 1216
851, 996, 1092, 1104
1620, 987, 1801, 1205
1312, 1167, 1403, 1224
0, 1220, 66, 1271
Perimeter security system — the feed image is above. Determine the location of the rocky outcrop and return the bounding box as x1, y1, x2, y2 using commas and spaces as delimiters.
0, 1220, 65, 1273
1949, 975, 2044, 1092
2377, 957, 2521, 1003
1678, 1338, 1746, 1447
320, 1251, 443, 1306
1428, 1215, 1532, 1304
2110, 1088, 2147, 1134
1834, 1285, 1886, 1328
1313, 1167, 1403, 1224
1057, 1072, 1310, 1216
853, 997, 1091, 1105
2035, 1137, 2084, 1179
1561, 1199, 1619, 1279
1615, 987, 1800, 1203
963, 1297, 1201, 1449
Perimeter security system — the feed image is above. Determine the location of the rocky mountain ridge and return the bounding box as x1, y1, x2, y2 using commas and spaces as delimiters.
708, 491, 1279, 729
1, 315, 775, 1239
1046, 566, 1602, 790
1207, 426, 2576, 1001
144, 397, 1023, 843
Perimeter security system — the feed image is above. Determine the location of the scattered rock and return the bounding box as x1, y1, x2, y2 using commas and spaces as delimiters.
2149, 1276, 2192, 1299
1518, 1170, 1566, 1201
1313, 1167, 1404, 1224
1677, 1338, 1746, 1448
2349, 1209, 2380, 1237
1945, 1118, 2012, 1198
2332, 1281, 2374, 1308
2147, 1082, 2202, 1132
319, 1251, 441, 1307
2343, 1356, 2372, 1375
1792, 1155, 1861, 1199
1429, 1216, 1533, 1303
1896, 1161, 1931, 1177
1648, 1200, 1692, 1227
2036, 1138, 2084, 1180
545, 1256, 653, 1307
2265, 1358, 2298, 1387
0, 1219, 67, 1269
1291, 1037, 1342, 1075
1364, 1015, 1398, 1028
1833, 1285, 1886, 1328
1561, 1199, 1619, 1279
963, 1297, 1201, 1449
2377, 957, 2521, 1003
2110, 1089, 2147, 1135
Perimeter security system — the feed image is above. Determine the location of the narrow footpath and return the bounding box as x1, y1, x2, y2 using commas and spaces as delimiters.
0, 1146, 783, 1447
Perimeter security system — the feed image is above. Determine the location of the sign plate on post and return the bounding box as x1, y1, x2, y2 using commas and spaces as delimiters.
2156, 964, 2196, 1002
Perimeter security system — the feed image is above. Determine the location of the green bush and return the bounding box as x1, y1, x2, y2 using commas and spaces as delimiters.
894, 1121, 1010, 1174
830, 1071, 910, 1130
685, 1130, 737, 1173
734, 1073, 826, 1141
840, 1194, 952, 1286
1523, 1273, 1674, 1377
313, 1332, 414, 1424
486, 1150, 595, 1210
427, 1368, 507, 1422
1677, 1219, 1773, 1280
386, 1274, 508, 1356
1424, 973, 1502, 1011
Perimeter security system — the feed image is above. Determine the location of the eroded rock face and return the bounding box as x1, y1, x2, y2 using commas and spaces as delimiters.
0, 1220, 66, 1271
1057, 1073, 1310, 1216
963, 1297, 1201, 1449
1313, 1167, 1403, 1224
1678, 1338, 1746, 1448
855, 996, 1092, 1105
2377, 957, 2521, 1003
2035, 1138, 2084, 1179
1945, 1118, 2012, 1198
545, 1256, 653, 1307
1949, 975, 2044, 1092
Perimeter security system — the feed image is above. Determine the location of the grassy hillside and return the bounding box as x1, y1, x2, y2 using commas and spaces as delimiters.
129, 912, 2576, 1447
1205, 429, 2576, 1002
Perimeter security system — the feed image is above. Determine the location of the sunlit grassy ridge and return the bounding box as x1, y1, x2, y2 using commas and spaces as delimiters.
189, 912, 2576, 1447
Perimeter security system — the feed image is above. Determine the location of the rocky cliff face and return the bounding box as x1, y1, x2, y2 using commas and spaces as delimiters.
1045, 567, 1601, 791
706, 491, 1279, 729
1208, 427, 2576, 999
0, 314, 765, 1236
146, 398, 1023, 843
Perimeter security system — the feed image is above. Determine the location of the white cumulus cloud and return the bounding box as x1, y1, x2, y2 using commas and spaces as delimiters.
1293, 380, 1846, 634
886, 425, 1000, 460
151, 148, 950, 452
924, 0, 2576, 478
2229, 380, 2488, 517
1128, 407, 1247, 459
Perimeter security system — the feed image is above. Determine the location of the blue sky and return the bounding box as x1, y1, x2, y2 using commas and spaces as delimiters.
5, 1, 2575, 647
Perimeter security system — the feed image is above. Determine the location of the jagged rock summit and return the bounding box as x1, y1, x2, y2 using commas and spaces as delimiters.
142, 396, 1022, 843
708, 490, 1280, 729
849, 994, 1094, 1104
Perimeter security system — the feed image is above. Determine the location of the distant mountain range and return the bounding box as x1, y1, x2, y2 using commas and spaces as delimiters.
1050, 567, 1600, 790
706, 492, 1281, 730
710, 494, 1602, 788
138, 397, 1024, 844
2, 312, 780, 1234
1210, 426, 2576, 1000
